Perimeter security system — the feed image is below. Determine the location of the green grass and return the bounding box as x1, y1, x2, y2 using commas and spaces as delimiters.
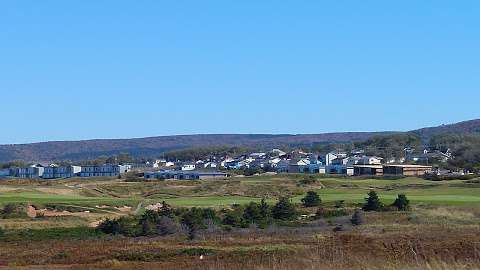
1, 176, 479, 209
0, 192, 139, 207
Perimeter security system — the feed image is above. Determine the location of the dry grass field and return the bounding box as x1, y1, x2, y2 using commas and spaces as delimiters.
0, 175, 479, 269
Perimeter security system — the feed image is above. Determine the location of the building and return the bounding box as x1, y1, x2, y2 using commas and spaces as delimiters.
9, 164, 45, 179
383, 165, 432, 176
250, 152, 266, 159
326, 165, 354, 176
203, 162, 217, 169
270, 149, 287, 157
80, 165, 129, 177
144, 170, 228, 180
43, 165, 81, 179
181, 163, 196, 171
0, 168, 10, 178
353, 165, 384, 176
325, 152, 347, 166
358, 156, 383, 165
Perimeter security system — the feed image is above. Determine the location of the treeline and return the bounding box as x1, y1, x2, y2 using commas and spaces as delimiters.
306, 133, 422, 160
429, 133, 480, 171
355, 133, 422, 160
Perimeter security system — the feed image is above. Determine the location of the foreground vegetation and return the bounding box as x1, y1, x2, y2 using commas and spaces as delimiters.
0, 175, 479, 269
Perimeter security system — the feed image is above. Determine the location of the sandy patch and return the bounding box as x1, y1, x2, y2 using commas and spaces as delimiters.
35, 187, 77, 196
145, 202, 165, 211
115, 206, 132, 212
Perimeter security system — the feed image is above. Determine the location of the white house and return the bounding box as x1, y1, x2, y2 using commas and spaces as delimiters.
359, 156, 383, 165
270, 149, 287, 157
325, 152, 347, 166
204, 162, 217, 169
181, 164, 196, 171
165, 161, 175, 167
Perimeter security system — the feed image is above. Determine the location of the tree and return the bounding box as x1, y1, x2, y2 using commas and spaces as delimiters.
98, 216, 137, 236
243, 202, 262, 224
259, 198, 270, 219
181, 207, 218, 240
272, 197, 297, 220
222, 210, 243, 227
351, 209, 365, 226
139, 210, 160, 236
392, 194, 410, 211
301, 191, 321, 207
158, 201, 175, 218
363, 191, 384, 211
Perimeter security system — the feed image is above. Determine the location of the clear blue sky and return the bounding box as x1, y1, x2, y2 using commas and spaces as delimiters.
1, 1, 479, 144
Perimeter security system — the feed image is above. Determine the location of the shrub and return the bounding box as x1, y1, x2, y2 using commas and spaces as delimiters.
301, 191, 321, 207
157, 216, 180, 236
181, 207, 219, 240
243, 202, 262, 224
362, 191, 384, 211
299, 176, 317, 185
316, 207, 349, 219
98, 216, 138, 236
222, 209, 243, 227
392, 194, 410, 211
1, 203, 28, 219
272, 197, 297, 221
334, 200, 345, 208
0, 226, 4, 238
351, 209, 365, 226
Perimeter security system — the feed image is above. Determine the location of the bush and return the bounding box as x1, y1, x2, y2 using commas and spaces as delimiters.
392, 194, 410, 211
299, 176, 317, 185
362, 191, 384, 211
316, 207, 349, 219
157, 216, 180, 236
222, 208, 243, 227
301, 191, 321, 207
1, 203, 27, 219
0, 226, 4, 238
243, 202, 263, 224
351, 209, 365, 226
181, 207, 219, 240
272, 197, 297, 221
98, 216, 138, 236
334, 200, 345, 208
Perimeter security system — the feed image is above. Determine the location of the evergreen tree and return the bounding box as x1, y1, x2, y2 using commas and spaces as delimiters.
259, 198, 270, 219
272, 197, 297, 220
362, 191, 384, 211
301, 191, 321, 207
159, 201, 175, 218
243, 202, 262, 224
392, 194, 410, 211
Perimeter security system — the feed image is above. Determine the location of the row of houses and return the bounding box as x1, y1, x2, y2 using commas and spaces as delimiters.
3, 164, 131, 179
182, 149, 435, 177
144, 170, 228, 180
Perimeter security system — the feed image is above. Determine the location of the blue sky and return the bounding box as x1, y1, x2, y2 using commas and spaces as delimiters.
1, 1, 479, 144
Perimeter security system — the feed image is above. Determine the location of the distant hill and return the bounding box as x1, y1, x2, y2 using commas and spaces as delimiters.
0, 133, 392, 163
1, 119, 479, 163
411, 119, 480, 140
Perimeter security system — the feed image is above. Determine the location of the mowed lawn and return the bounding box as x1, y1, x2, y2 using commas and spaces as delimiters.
161, 177, 480, 207
0, 176, 479, 208
0, 192, 138, 207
